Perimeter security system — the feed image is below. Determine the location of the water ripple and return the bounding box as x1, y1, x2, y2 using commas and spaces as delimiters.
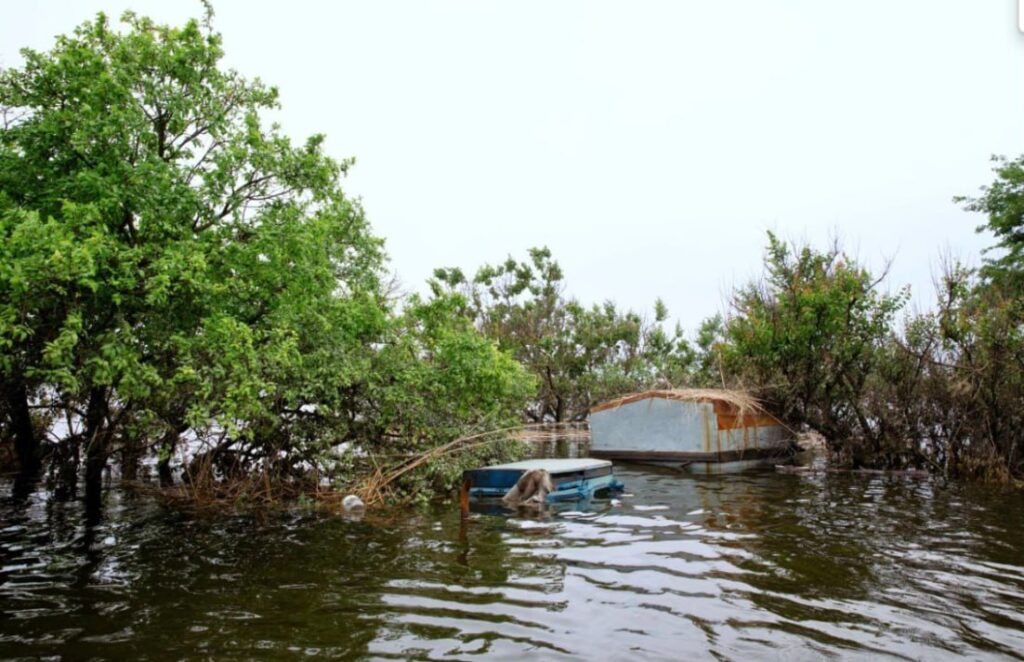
2, 468, 1024, 660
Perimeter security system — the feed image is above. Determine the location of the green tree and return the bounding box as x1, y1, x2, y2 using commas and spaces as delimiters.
722, 233, 907, 465
361, 292, 535, 498
936, 157, 1024, 478
872, 262, 1024, 480
432, 248, 694, 421
715, 171, 1024, 481
0, 9, 532, 503
692, 314, 727, 387
0, 9, 386, 497
957, 155, 1024, 289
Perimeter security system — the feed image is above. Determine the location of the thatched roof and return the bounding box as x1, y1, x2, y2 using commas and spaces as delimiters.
589, 388, 764, 416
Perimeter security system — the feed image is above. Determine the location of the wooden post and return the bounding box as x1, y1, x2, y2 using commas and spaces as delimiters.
459, 474, 472, 519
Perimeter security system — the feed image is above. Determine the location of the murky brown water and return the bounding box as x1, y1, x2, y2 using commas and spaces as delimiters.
2, 460, 1024, 660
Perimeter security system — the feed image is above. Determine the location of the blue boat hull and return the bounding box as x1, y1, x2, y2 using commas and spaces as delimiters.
463, 462, 624, 503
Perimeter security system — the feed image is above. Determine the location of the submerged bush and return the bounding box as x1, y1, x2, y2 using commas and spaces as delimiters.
0, 9, 532, 504
720, 224, 1024, 482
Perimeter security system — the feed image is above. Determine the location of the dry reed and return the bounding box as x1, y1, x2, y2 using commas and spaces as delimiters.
133, 422, 596, 511
352, 422, 590, 507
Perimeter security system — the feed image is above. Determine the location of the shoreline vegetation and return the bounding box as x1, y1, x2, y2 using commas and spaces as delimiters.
2, 9, 1023, 513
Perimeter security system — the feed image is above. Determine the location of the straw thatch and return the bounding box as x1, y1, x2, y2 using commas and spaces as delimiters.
589, 388, 765, 416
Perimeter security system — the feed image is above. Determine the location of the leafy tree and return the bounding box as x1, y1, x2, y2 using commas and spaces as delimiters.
870, 263, 1024, 480
432, 247, 694, 421
956, 155, 1024, 289
0, 8, 532, 502
935, 157, 1024, 478
363, 292, 536, 499
722, 233, 908, 464
714, 180, 1024, 481
692, 314, 727, 387
0, 8, 387, 496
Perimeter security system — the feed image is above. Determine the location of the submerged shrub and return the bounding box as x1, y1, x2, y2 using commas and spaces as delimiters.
0, 9, 533, 503
721, 228, 1024, 482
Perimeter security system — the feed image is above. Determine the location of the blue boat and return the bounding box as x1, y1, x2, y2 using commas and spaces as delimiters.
460, 458, 624, 511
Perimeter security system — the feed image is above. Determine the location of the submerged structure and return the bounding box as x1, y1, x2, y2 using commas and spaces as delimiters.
461, 458, 623, 512
589, 389, 793, 472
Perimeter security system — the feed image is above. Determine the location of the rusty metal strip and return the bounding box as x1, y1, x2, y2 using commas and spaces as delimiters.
590, 448, 785, 462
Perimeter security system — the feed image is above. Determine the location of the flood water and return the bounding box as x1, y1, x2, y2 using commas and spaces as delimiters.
2, 457, 1024, 660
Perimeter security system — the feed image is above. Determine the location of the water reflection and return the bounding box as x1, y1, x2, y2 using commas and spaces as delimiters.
2, 463, 1024, 660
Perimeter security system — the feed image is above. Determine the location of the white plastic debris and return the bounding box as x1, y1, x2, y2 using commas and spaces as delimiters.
342, 494, 365, 511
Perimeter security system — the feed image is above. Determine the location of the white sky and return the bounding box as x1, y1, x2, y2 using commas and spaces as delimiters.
4, 1, 1023, 331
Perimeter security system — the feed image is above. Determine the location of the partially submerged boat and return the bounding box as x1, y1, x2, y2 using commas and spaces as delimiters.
589, 389, 793, 473
460, 458, 624, 509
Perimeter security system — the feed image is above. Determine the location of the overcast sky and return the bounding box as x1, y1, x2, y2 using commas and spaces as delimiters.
3, 1, 1023, 331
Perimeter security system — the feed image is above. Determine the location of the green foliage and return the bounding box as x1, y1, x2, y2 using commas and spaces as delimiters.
957, 155, 1024, 290
432, 247, 695, 421
369, 292, 535, 450
0, 8, 386, 482
722, 233, 908, 459
692, 314, 727, 387
0, 9, 532, 500
719, 225, 1024, 480
7, 8, 1022, 497
855, 263, 1024, 480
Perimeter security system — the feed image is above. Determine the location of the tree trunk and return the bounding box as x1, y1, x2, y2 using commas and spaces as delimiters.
157, 455, 174, 487
157, 422, 187, 487
3, 377, 39, 475
120, 433, 140, 481
83, 387, 109, 508
52, 436, 80, 501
